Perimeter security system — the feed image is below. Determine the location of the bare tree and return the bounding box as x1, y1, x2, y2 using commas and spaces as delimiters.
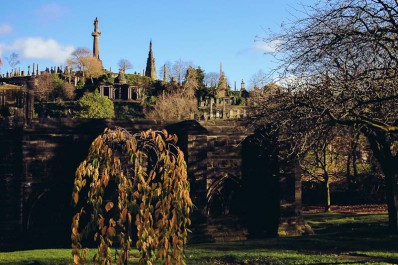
52, 79, 75, 101
300, 129, 340, 212
254, 0, 398, 231
67, 47, 91, 72
250, 69, 269, 89
35, 72, 55, 101
62, 82, 75, 100
161, 59, 193, 84
118, 59, 133, 72
81, 56, 103, 83
204, 72, 220, 87
6, 52, 20, 73
67, 47, 102, 83
146, 90, 198, 120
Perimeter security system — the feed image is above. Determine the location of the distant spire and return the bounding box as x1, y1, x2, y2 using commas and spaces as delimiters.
220, 62, 223, 77
145, 39, 157, 80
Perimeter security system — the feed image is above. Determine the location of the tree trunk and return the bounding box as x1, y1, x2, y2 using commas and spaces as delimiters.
352, 150, 358, 178
324, 173, 331, 212
324, 180, 331, 213
346, 154, 353, 190
384, 166, 398, 233
364, 130, 398, 232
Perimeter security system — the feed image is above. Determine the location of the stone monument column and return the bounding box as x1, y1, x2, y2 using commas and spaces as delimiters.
92, 17, 101, 60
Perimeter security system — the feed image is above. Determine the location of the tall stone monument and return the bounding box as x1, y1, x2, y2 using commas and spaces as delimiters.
145, 40, 157, 80
92, 17, 101, 60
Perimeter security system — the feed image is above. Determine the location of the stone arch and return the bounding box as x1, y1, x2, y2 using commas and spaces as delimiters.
206, 172, 242, 217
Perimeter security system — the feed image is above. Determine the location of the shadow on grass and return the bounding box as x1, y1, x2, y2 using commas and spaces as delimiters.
1, 212, 397, 265
187, 212, 398, 264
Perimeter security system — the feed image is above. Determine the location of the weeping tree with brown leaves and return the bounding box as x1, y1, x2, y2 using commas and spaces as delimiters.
71, 128, 193, 265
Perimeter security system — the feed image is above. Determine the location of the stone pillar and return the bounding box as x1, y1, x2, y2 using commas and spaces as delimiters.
92, 17, 101, 60
127, 87, 131, 100
163, 64, 167, 82
210, 100, 213, 119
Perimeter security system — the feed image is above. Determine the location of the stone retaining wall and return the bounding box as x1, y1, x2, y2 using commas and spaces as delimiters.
0, 118, 307, 250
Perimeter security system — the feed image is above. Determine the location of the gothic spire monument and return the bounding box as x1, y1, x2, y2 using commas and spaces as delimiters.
145, 40, 157, 80
92, 17, 101, 60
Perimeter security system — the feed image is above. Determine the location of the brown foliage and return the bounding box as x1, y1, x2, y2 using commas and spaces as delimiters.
71, 128, 192, 265
67, 47, 91, 72
62, 82, 75, 100
80, 56, 103, 83
146, 90, 198, 120
67, 47, 103, 83
35, 72, 55, 101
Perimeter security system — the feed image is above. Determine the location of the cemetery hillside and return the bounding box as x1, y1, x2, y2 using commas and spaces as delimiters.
1, 0, 398, 264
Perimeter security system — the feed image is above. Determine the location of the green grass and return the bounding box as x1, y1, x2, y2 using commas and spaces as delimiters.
1, 212, 397, 264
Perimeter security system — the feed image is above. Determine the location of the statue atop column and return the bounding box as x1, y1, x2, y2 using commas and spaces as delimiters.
94, 17, 99, 32
92, 17, 101, 60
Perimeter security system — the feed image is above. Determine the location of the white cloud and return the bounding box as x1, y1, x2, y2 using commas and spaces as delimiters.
237, 39, 282, 57
0, 24, 12, 35
274, 74, 301, 89
35, 3, 69, 21
0, 38, 74, 64
253, 39, 282, 54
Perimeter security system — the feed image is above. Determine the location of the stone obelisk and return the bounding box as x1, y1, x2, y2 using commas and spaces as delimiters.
145, 40, 157, 80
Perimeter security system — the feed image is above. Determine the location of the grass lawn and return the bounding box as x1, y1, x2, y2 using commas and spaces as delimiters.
1, 209, 397, 264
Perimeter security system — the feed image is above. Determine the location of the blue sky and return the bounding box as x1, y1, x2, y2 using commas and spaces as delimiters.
0, 0, 314, 88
